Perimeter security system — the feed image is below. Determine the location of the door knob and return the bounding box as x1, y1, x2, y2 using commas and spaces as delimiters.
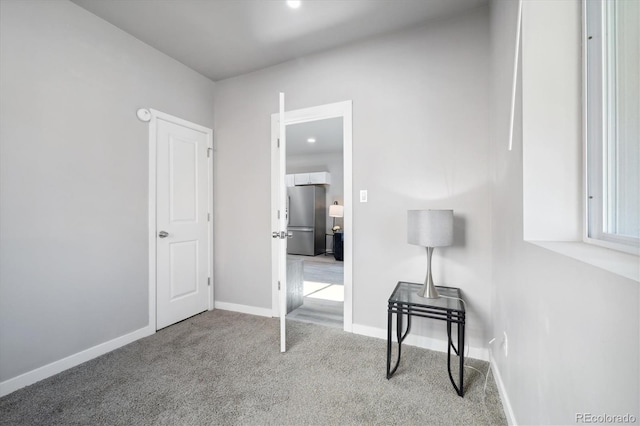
287, 231, 293, 238
272, 232, 280, 239
158, 231, 169, 238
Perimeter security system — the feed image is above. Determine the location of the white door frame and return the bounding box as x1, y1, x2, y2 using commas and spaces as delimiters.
148, 109, 214, 331
270, 100, 353, 332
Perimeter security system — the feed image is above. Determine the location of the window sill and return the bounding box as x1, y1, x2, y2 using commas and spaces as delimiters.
528, 241, 639, 282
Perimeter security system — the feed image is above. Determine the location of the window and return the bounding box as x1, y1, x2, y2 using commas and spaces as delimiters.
586, 0, 639, 253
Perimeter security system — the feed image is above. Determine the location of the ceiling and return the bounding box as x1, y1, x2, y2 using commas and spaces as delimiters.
71, 0, 486, 81
286, 117, 343, 156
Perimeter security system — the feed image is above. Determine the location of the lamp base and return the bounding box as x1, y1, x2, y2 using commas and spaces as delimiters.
417, 281, 440, 298
417, 246, 440, 299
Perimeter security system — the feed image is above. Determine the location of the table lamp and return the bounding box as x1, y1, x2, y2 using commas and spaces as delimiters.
329, 201, 344, 228
407, 209, 454, 298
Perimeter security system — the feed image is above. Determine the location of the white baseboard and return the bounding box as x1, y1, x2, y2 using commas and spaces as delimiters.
489, 352, 517, 425
352, 323, 489, 361
0, 325, 154, 397
214, 301, 273, 318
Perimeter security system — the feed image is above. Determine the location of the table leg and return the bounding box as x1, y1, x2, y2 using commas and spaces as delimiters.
386, 308, 392, 378
446, 316, 464, 397
447, 318, 452, 378
386, 308, 403, 378
387, 308, 411, 379
458, 320, 465, 397
447, 320, 459, 356
401, 314, 412, 342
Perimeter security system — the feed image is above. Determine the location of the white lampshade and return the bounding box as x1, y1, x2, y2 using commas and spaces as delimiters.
407, 210, 453, 247
329, 204, 344, 218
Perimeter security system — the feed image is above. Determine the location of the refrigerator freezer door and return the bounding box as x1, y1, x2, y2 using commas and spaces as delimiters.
287, 227, 315, 256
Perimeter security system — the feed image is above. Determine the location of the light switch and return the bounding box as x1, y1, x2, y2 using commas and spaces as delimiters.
360, 190, 368, 203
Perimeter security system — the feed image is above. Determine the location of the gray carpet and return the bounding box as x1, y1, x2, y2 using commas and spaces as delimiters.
0, 310, 506, 425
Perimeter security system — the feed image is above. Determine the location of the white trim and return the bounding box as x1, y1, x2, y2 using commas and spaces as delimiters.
583, 0, 593, 254
342, 103, 353, 332
583, 1, 640, 254
278, 93, 287, 352
489, 353, 518, 425
147, 109, 214, 332
148, 112, 158, 331
351, 323, 489, 361
214, 301, 273, 318
208, 131, 215, 311
270, 114, 279, 318
0, 325, 153, 397
584, 235, 640, 256
270, 100, 354, 333
529, 241, 639, 282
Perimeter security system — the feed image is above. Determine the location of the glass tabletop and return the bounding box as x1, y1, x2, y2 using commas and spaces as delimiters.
389, 281, 464, 312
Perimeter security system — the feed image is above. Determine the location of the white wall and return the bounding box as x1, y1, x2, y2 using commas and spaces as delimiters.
490, 1, 639, 424
214, 6, 491, 353
0, 0, 215, 384
521, 0, 582, 242
287, 152, 344, 232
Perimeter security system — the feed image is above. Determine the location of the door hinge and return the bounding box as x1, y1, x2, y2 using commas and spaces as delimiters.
277, 210, 280, 219
277, 138, 280, 148
278, 281, 281, 290
207, 147, 213, 158
208, 277, 211, 286
208, 213, 211, 221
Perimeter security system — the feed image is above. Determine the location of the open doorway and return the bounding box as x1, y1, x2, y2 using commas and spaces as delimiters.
285, 118, 344, 328
270, 100, 353, 334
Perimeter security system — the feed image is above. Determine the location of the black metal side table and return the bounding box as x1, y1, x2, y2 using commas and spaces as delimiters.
333, 232, 343, 261
324, 233, 334, 255
386, 281, 466, 397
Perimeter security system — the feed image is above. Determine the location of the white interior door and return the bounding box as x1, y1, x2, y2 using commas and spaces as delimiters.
276, 92, 288, 352
155, 113, 212, 330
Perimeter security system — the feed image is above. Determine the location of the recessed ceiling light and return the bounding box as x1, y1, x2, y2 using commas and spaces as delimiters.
287, 1, 301, 9
307, 138, 316, 143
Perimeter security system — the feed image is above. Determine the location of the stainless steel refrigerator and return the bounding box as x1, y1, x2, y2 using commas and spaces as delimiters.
287, 185, 326, 256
